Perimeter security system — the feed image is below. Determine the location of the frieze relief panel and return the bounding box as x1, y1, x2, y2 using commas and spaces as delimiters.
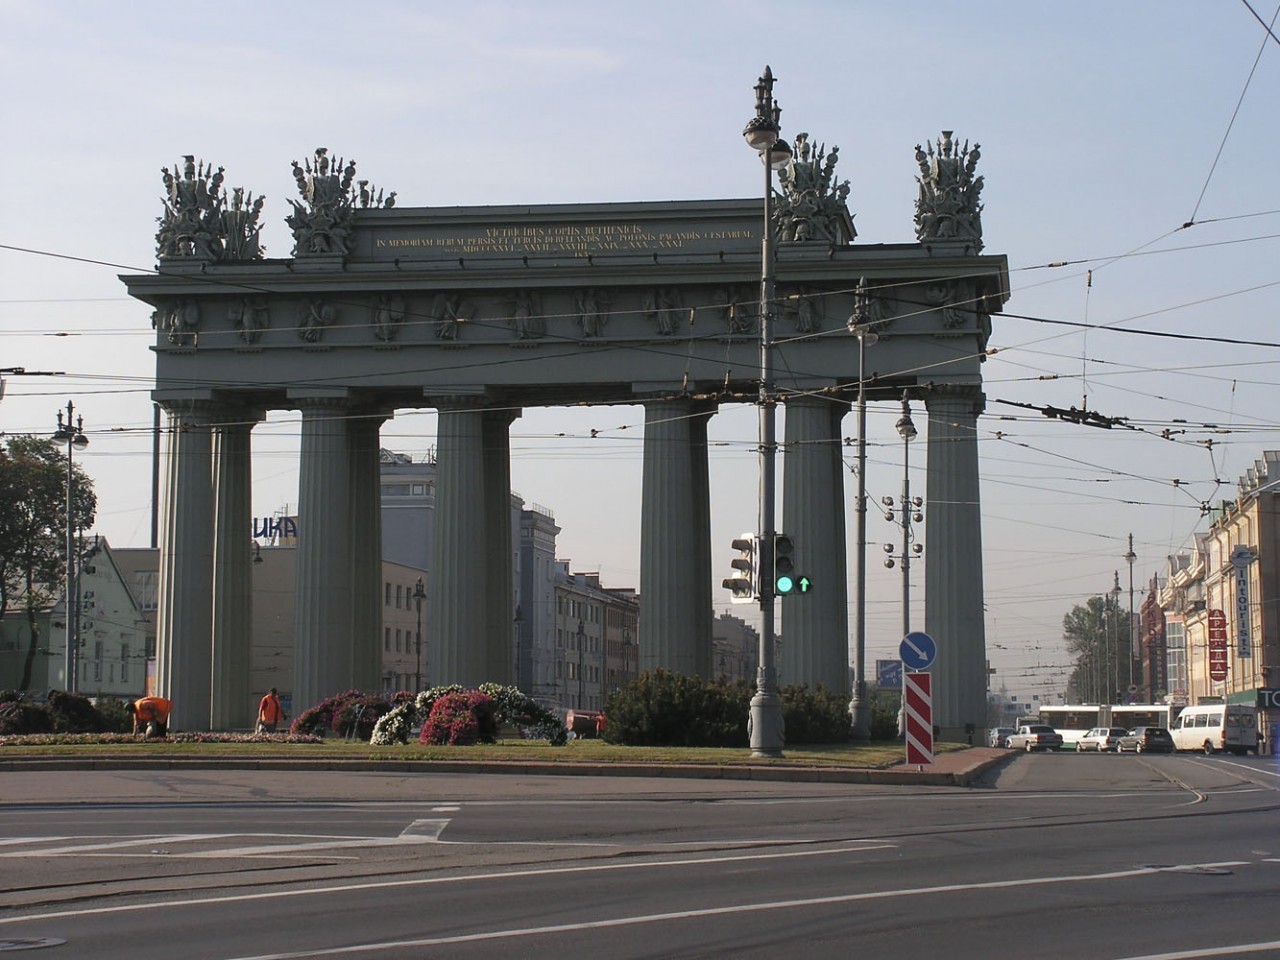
151, 281, 992, 355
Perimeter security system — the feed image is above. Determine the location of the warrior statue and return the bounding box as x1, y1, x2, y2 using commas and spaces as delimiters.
774, 132, 855, 244
913, 131, 984, 251
221, 187, 266, 260
157, 156, 263, 261
286, 147, 396, 258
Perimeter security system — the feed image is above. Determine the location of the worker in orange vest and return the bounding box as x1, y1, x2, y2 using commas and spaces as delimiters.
128, 696, 172, 738
257, 688, 286, 733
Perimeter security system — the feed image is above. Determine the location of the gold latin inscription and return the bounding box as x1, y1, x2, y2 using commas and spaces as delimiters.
374, 222, 753, 256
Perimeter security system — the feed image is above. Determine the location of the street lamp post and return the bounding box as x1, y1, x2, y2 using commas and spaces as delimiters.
743, 66, 792, 758
52, 402, 88, 693
412, 576, 426, 691
894, 394, 918, 642
577, 619, 586, 709
848, 321, 879, 741
1109, 572, 1122, 702
1124, 533, 1137, 695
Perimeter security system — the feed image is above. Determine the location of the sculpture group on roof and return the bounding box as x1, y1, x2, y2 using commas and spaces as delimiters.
774, 132, 853, 244
156, 156, 264, 261
913, 130, 984, 250
286, 147, 395, 258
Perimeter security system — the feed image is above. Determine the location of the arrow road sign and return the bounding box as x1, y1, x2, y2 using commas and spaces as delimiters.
899, 631, 937, 671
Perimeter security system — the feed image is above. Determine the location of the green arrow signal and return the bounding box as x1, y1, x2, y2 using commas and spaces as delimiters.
797, 575, 812, 593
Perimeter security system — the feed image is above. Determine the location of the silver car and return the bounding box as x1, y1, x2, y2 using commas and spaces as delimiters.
1077, 726, 1129, 752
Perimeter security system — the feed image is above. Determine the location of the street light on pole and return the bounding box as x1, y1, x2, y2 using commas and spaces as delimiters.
412, 576, 426, 691
1124, 533, 1137, 695
743, 66, 792, 758
1109, 571, 1122, 703
848, 319, 879, 741
577, 619, 586, 709
52, 401, 88, 693
891, 394, 919, 642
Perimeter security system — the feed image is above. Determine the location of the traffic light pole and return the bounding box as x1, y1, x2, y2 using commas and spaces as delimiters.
745, 68, 787, 758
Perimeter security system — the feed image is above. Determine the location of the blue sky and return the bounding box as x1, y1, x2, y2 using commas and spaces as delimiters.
3, 1, 1278, 699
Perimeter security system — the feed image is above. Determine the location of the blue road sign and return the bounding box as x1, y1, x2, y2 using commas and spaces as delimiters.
876, 659, 903, 689
899, 631, 937, 671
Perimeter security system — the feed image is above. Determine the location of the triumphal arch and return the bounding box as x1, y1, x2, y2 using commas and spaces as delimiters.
123, 134, 1008, 735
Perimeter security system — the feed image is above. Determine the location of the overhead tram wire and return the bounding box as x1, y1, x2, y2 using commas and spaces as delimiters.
1184, 1, 1280, 227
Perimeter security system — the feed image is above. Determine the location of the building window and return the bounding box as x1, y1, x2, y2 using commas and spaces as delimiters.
384, 627, 391, 652
395, 629, 402, 653
121, 643, 130, 683
384, 582, 391, 606
93, 641, 104, 681
395, 584, 402, 609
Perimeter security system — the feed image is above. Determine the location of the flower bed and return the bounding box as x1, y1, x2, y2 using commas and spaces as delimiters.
0, 731, 324, 746
370, 684, 566, 746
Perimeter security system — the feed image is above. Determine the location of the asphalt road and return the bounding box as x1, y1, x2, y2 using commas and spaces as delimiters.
2, 753, 1279, 959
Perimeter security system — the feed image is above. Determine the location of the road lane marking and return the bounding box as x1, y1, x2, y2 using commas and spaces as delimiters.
1110, 940, 1280, 959
0, 842, 896, 926
0, 834, 223, 856
398, 818, 449, 840
207, 859, 1260, 960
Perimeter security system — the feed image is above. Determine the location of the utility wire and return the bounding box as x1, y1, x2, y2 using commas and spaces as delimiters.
1186, 1, 1280, 225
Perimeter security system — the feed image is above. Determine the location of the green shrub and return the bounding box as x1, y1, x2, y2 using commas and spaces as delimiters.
870, 698, 901, 741
780, 685, 852, 744
46, 690, 105, 733
94, 697, 133, 733
603, 670, 751, 747
0, 699, 54, 736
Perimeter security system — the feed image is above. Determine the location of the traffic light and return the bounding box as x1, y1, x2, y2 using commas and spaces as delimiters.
723, 533, 757, 603
774, 534, 796, 594
773, 534, 812, 595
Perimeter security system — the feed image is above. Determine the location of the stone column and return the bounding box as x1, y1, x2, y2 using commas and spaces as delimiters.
924, 384, 987, 737
349, 409, 388, 693
482, 408, 519, 686
210, 407, 259, 731
428, 404, 488, 687
781, 395, 851, 693
293, 394, 354, 713
155, 400, 215, 731
639, 398, 712, 677
689, 405, 714, 680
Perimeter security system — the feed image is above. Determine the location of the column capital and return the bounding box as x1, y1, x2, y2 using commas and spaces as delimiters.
159, 397, 222, 422
924, 382, 985, 415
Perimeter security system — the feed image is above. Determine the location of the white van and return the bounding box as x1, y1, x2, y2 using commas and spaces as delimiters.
1170, 704, 1257, 755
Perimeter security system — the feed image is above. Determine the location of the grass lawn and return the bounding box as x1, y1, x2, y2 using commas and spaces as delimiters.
0, 737, 969, 768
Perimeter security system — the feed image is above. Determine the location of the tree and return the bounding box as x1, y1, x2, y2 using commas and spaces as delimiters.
1062, 594, 1129, 704
0, 436, 96, 691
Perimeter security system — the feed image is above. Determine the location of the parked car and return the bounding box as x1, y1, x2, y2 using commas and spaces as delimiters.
988, 727, 1015, 748
1005, 724, 1063, 752
1077, 726, 1129, 752
1117, 726, 1175, 754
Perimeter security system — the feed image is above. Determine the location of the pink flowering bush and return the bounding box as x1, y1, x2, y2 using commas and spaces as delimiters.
291, 689, 393, 739
419, 691, 497, 746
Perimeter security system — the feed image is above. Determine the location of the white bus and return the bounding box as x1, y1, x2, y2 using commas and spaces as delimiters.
1033, 704, 1174, 750
1110, 703, 1174, 732
1169, 703, 1257, 755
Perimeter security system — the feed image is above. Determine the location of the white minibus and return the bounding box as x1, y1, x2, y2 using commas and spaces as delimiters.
1169, 704, 1257, 755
